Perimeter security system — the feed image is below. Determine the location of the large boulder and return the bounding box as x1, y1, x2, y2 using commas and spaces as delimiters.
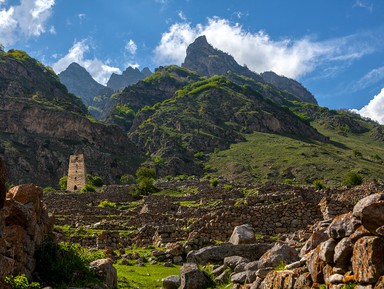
305, 246, 324, 284
333, 237, 353, 269
0, 157, 7, 209
327, 212, 361, 240
7, 184, 43, 211
179, 263, 210, 289
258, 243, 299, 269
360, 201, 384, 234
229, 224, 256, 245
187, 243, 272, 265
223, 256, 249, 270
300, 230, 328, 257
162, 275, 180, 289
352, 236, 384, 284
319, 238, 336, 264
353, 193, 384, 218
89, 259, 117, 289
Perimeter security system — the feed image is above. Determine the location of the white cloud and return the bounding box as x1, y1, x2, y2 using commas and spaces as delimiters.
125, 39, 137, 55
154, 17, 373, 79
353, 0, 373, 12
354, 66, 384, 91
0, 0, 54, 46
52, 40, 121, 85
178, 11, 186, 21
352, 88, 384, 124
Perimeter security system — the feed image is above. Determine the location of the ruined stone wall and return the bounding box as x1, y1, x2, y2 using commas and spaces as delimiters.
67, 153, 86, 191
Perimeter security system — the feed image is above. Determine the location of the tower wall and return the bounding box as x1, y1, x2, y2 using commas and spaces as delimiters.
67, 154, 86, 191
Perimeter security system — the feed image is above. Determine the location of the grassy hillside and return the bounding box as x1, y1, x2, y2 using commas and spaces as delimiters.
207, 120, 384, 186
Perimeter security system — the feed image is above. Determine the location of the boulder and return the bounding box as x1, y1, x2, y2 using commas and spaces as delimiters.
349, 225, 371, 243
230, 271, 248, 284
305, 246, 324, 284
361, 201, 384, 234
300, 230, 328, 257
89, 259, 117, 289
0, 157, 7, 209
319, 238, 336, 264
328, 212, 361, 240
229, 224, 256, 245
162, 275, 180, 289
352, 236, 384, 284
223, 256, 249, 270
258, 243, 299, 269
179, 263, 210, 289
7, 184, 42, 207
333, 237, 353, 269
353, 193, 384, 218
293, 272, 312, 289
187, 243, 272, 265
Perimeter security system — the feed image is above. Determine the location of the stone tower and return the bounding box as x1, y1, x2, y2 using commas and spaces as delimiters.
67, 153, 86, 191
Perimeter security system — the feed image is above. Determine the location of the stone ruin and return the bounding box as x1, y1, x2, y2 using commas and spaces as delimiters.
66, 153, 86, 192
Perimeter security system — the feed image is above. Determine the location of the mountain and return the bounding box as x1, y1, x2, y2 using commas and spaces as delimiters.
0, 49, 143, 186
58, 62, 113, 106
107, 66, 152, 91
182, 35, 317, 105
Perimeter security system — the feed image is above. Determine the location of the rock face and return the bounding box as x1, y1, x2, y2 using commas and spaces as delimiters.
0, 50, 143, 186
0, 183, 53, 287
260, 71, 318, 105
107, 66, 152, 91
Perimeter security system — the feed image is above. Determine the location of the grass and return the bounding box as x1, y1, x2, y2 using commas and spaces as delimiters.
207, 127, 384, 186
115, 263, 180, 289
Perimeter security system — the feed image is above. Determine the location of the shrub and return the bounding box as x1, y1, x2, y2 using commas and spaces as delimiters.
210, 178, 219, 188
353, 149, 362, 157
87, 175, 104, 187
58, 176, 68, 190
4, 275, 40, 289
98, 200, 116, 208
223, 184, 233, 191
136, 167, 156, 179
81, 184, 96, 192
120, 174, 136, 184
343, 171, 363, 187
313, 180, 325, 190
35, 236, 104, 287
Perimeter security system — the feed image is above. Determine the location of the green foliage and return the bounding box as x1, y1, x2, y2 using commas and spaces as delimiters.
43, 187, 56, 193
58, 176, 68, 190
274, 260, 287, 271
343, 171, 363, 187
35, 236, 104, 288
210, 178, 219, 188
4, 275, 40, 289
81, 184, 96, 193
136, 167, 157, 179
136, 177, 158, 195
313, 179, 325, 190
120, 174, 136, 184
223, 184, 233, 191
342, 282, 357, 289
98, 200, 117, 208
284, 178, 294, 185
86, 174, 104, 187
353, 149, 362, 157
194, 151, 205, 159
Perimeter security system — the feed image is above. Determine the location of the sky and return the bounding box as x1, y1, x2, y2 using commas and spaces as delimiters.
1, 0, 384, 124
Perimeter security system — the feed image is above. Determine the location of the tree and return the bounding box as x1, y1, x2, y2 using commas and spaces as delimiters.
135, 166, 158, 195
343, 171, 363, 187
86, 174, 104, 187
58, 176, 68, 190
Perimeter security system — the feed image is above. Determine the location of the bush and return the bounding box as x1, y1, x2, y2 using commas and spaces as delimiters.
134, 167, 158, 195
35, 236, 104, 288
120, 174, 136, 184
343, 171, 363, 187
4, 275, 40, 289
81, 184, 96, 193
136, 167, 156, 179
98, 200, 116, 208
87, 175, 104, 187
58, 176, 68, 190
210, 178, 219, 188
313, 180, 325, 190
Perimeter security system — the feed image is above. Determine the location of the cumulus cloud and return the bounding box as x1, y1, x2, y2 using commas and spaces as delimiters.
52, 40, 121, 85
352, 88, 384, 124
125, 39, 137, 55
154, 17, 373, 79
0, 0, 55, 46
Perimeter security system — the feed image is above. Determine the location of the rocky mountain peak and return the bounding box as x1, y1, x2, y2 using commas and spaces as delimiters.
107, 66, 152, 91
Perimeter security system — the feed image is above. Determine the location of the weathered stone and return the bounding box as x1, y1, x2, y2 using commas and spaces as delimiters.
293, 271, 312, 289
0, 157, 7, 209
361, 201, 384, 234
256, 267, 273, 279
162, 275, 180, 289
224, 255, 249, 270
329, 274, 344, 284
229, 224, 256, 245
306, 246, 324, 284
231, 271, 248, 284
333, 237, 353, 269
328, 212, 361, 240
179, 263, 210, 289
355, 285, 374, 289
352, 236, 384, 283
300, 230, 328, 257
374, 276, 384, 289
319, 238, 336, 264
353, 193, 384, 218
89, 259, 117, 289
187, 243, 272, 265
258, 243, 299, 269
212, 264, 226, 276
250, 277, 263, 289
215, 270, 230, 284
323, 264, 333, 284
7, 184, 42, 207
245, 260, 259, 271
349, 225, 371, 243
246, 269, 257, 283
234, 262, 247, 273
285, 259, 306, 270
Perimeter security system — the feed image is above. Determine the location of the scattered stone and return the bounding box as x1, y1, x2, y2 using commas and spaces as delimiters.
89, 259, 117, 289
162, 275, 181, 289
179, 263, 210, 289
224, 255, 249, 270
229, 224, 256, 245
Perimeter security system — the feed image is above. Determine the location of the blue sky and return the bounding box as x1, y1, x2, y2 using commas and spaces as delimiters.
1, 0, 384, 123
